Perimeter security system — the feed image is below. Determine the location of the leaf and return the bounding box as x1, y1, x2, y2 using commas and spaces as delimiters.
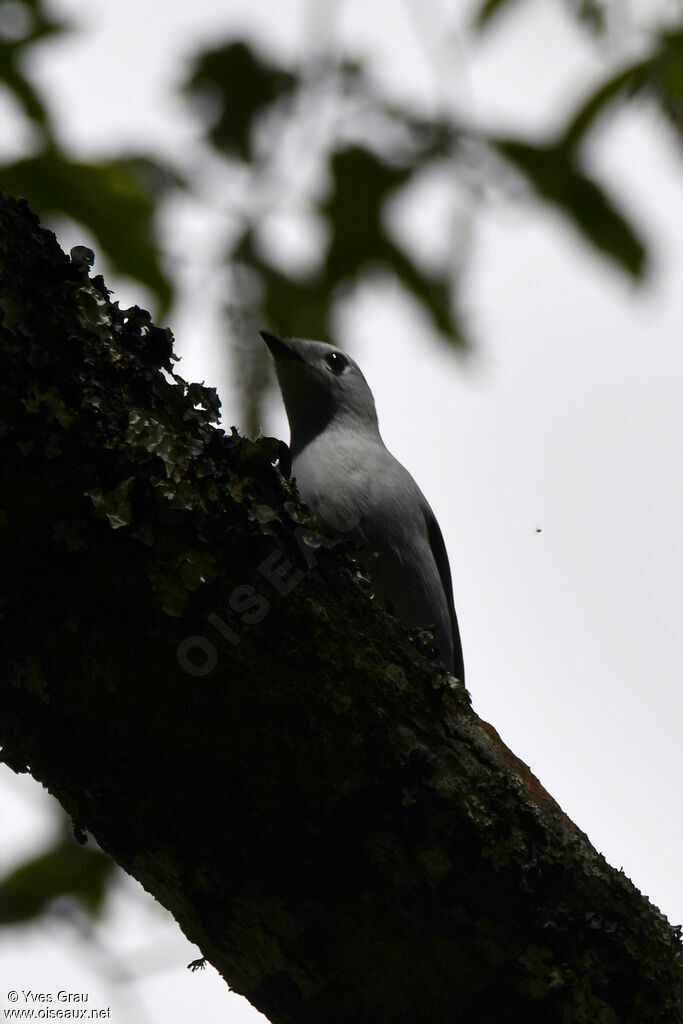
477, 0, 606, 36
493, 138, 646, 278
183, 40, 297, 161
0, 841, 114, 925
86, 477, 135, 530
562, 29, 683, 150
576, 1, 608, 35
323, 147, 464, 342
0, 50, 49, 128
561, 67, 640, 152
0, 0, 71, 46
474, 0, 522, 30
0, 153, 175, 311
322, 146, 414, 284
233, 230, 332, 340
0, 0, 72, 129
233, 146, 465, 345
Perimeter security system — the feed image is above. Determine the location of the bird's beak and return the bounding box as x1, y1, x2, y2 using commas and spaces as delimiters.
259, 330, 301, 362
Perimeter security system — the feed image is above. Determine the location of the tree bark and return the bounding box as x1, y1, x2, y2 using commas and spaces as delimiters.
1, 193, 681, 1024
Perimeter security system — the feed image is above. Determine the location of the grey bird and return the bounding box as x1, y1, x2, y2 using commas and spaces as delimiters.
261, 331, 464, 681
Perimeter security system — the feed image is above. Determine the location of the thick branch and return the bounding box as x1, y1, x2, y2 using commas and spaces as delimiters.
0, 194, 681, 1024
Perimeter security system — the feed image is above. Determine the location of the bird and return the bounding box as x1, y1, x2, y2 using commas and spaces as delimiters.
260, 330, 464, 682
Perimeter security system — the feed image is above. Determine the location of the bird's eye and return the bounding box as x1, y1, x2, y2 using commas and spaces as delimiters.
325, 351, 348, 375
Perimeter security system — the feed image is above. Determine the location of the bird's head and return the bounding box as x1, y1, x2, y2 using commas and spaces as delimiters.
260, 331, 379, 452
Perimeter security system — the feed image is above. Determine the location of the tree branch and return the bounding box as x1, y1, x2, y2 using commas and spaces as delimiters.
1, 193, 681, 1024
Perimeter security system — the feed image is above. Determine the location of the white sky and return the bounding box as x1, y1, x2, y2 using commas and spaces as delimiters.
1, 1, 682, 1021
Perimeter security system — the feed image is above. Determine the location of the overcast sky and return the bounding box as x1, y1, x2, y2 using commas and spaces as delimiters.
1, 1, 682, 1021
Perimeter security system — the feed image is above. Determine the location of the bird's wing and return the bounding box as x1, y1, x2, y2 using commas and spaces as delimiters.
423, 504, 465, 684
